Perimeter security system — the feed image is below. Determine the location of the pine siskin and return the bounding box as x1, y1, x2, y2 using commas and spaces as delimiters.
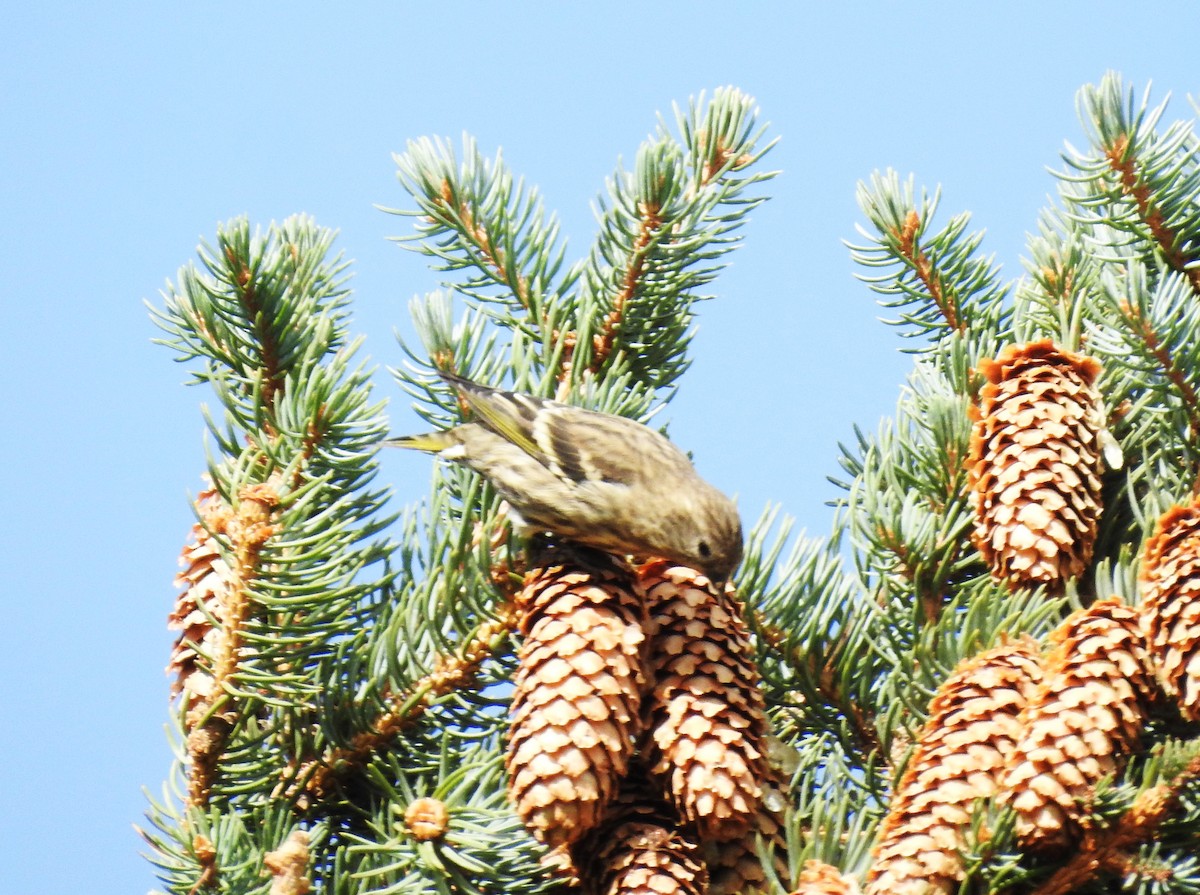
387, 373, 743, 582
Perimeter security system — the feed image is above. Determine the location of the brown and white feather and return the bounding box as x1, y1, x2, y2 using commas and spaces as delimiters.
388, 375, 742, 581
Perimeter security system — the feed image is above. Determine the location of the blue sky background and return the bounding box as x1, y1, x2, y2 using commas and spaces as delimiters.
3, 4, 1198, 892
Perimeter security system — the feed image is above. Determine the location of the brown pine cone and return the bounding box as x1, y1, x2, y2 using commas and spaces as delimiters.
968, 340, 1107, 592
999, 597, 1152, 851
506, 545, 648, 849
1141, 501, 1200, 720
866, 640, 1043, 895
705, 793, 789, 895
573, 767, 707, 895
167, 487, 234, 713
639, 559, 771, 844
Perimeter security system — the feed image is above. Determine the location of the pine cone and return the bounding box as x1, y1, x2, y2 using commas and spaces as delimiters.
573, 768, 707, 895
1141, 501, 1200, 719
999, 597, 1152, 851
506, 545, 648, 850
705, 794, 789, 895
167, 487, 234, 714
968, 340, 1106, 592
640, 560, 771, 843
866, 640, 1043, 895
792, 860, 862, 895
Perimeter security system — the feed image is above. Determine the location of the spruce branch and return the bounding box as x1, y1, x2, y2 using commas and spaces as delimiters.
899, 207, 960, 333
149, 216, 394, 892
1111, 284, 1200, 440
388, 89, 775, 401
837, 357, 981, 626
740, 516, 883, 757
584, 184, 663, 377
389, 136, 568, 319
296, 601, 518, 802
152, 217, 353, 432
343, 749, 560, 895
1089, 262, 1200, 497
180, 482, 280, 808
568, 87, 777, 390
1014, 208, 1100, 349
849, 171, 1009, 351
1061, 72, 1200, 293
1023, 755, 1200, 895
1102, 132, 1200, 293
754, 613, 879, 755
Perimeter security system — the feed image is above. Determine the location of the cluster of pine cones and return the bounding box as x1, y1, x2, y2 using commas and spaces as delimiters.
505, 546, 785, 895
492, 338, 1200, 894
169, 338, 1200, 894
866, 339, 1200, 895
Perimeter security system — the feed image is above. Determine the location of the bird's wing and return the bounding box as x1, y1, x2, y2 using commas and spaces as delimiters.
534, 406, 654, 485
445, 374, 546, 460
444, 372, 679, 487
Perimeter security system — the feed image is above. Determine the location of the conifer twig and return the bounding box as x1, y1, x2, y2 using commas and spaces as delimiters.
895, 210, 964, 334
1024, 756, 1200, 895
224, 246, 287, 414
754, 614, 880, 754
294, 601, 519, 800
433, 177, 535, 311
1104, 135, 1200, 295
1117, 298, 1200, 442
184, 483, 279, 808
585, 199, 663, 377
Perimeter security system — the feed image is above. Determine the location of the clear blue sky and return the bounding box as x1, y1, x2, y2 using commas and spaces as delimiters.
3, 4, 1197, 892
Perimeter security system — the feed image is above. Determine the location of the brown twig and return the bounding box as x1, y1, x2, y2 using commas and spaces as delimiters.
894, 210, 965, 333
1118, 299, 1200, 447
436, 178, 533, 309
293, 601, 519, 801
1026, 755, 1200, 895
226, 246, 287, 418
552, 199, 665, 397
1106, 134, 1200, 296
588, 200, 663, 374
872, 524, 952, 627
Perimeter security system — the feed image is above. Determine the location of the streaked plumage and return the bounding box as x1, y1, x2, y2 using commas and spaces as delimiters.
387, 373, 743, 582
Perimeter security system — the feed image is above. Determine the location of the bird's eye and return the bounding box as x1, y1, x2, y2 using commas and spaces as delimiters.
697, 540, 712, 558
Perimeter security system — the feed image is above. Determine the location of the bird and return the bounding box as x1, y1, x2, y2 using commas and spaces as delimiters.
385, 372, 743, 583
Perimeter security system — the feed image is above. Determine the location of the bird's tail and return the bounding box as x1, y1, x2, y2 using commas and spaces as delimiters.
381, 431, 459, 453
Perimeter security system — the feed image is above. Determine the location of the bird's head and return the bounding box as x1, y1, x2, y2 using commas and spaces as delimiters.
657, 487, 743, 586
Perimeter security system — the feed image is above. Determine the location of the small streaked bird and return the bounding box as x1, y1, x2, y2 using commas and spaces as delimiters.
386, 373, 743, 583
